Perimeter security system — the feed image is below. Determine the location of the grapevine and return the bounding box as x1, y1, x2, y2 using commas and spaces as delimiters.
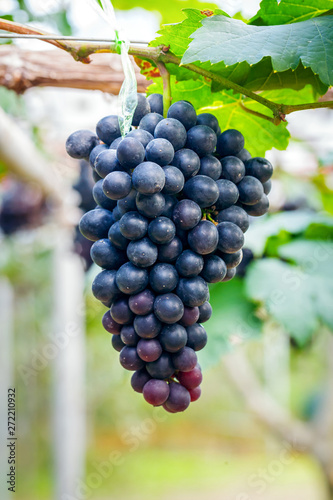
66, 93, 273, 413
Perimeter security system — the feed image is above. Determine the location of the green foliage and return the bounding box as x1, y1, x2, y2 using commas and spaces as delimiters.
246, 240, 333, 345
250, 0, 333, 25
182, 15, 333, 87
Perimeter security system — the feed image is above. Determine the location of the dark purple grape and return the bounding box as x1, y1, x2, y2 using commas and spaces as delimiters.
117, 190, 137, 215
237, 176, 264, 205
172, 346, 197, 372
93, 180, 117, 211
139, 112, 164, 135
215, 179, 239, 210
218, 249, 243, 269
196, 113, 219, 133
79, 208, 114, 241
132, 94, 150, 126
159, 324, 187, 353
236, 148, 251, 162
158, 237, 183, 263
129, 289, 155, 316
163, 382, 190, 412
102, 171, 132, 200
160, 194, 177, 218
176, 250, 204, 278
162, 166, 185, 195
179, 306, 200, 327
148, 217, 176, 244
102, 310, 121, 334
131, 368, 151, 393
89, 143, 109, 169
183, 175, 219, 208
92, 269, 120, 304
244, 194, 269, 216
108, 221, 129, 250
201, 255, 227, 283
126, 129, 153, 148
90, 239, 127, 269
119, 211, 148, 240
217, 222, 244, 254
217, 205, 249, 233
222, 268, 236, 282
66, 130, 99, 159
134, 313, 162, 338
147, 93, 163, 115
96, 115, 121, 145
120, 325, 140, 346
263, 179, 272, 195
167, 100, 197, 130
216, 129, 244, 157
176, 277, 209, 307
154, 293, 184, 324
221, 156, 245, 184
110, 297, 134, 325
132, 162, 165, 195
172, 199, 202, 230
116, 262, 149, 295
116, 137, 145, 170
137, 338, 162, 362
198, 155, 222, 180
188, 220, 218, 255
145, 138, 174, 166
143, 379, 170, 406
112, 334, 125, 352
177, 366, 202, 389
94, 149, 122, 178
154, 118, 187, 151
119, 346, 144, 371
149, 263, 179, 293
198, 302, 212, 323
146, 352, 175, 379
127, 237, 158, 268
136, 192, 166, 218
186, 125, 217, 157
171, 148, 200, 179
186, 324, 208, 351
245, 157, 273, 183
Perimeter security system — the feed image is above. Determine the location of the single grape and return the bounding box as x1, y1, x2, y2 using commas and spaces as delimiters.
186, 324, 208, 351
139, 112, 164, 135
92, 269, 120, 304
112, 334, 125, 352
127, 237, 158, 268
66, 130, 99, 159
236, 148, 251, 163
186, 125, 217, 157
96, 115, 121, 145
217, 205, 249, 233
145, 138, 174, 166
237, 176, 264, 205
216, 129, 244, 157
159, 323, 187, 353
218, 249, 243, 269
143, 379, 170, 406
172, 199, 202, 230
136, 193, 166, 218
110, 297, 134, 325
119, 211, 148, 240
217, 221, 244, 254
196, 113, 219, 133
149, 263, 179, 293
102, 171, 132, 200
126, 129, 153, 148
188, 220, 219, 255
201, 255, 227, 283
119, 346, 144, 371
176, 250, 204, 278
131, 368, 151, 393
147, 93, 163, 115
90, 239, 127, 269
116, 137, 145, 170
117, 190, 137, 215
129, 289, 155, 316
112, 205, 122, 221
163, 382, 190, 412
154, 293, 184, 324
160, 194, 177, 219
89, 143, 108, 168
137, 338, 162, 362
198, 155, 222, 180
108, 221, 129, 250
245, 157, 273, 183
93, 180, 117, 211
79, 208, 114, 241
198, 302, 212, 323
148, 217, 176, 244
215, 179, 239, 210
263, 179, 272, 195
244, 194, 269, 216
102, 310, 122, 334
120, 325, 140, 346
158, 237, 183, 263
221, 156, 246, 184
116, 262, 149, 295
146, 352, 175, 379
172, 346, 197, 372
167, 100, 197, 130
171, 148, 200, 179
132, 94, 151, 126
189, 386, 201, 402
177, 277, 209, 307
110, 137, 123, 150
134, 313, 162, 339
94, 149, 122, 178
154, 118, 187, 151
162, 166, 185, 195
222, 268, 236, 282
179, 306, 200, 327
183, 175, 219, 208
177, 366, 202, 389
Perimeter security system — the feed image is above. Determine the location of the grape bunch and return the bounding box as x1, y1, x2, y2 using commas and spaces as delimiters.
66, 93, 273, 413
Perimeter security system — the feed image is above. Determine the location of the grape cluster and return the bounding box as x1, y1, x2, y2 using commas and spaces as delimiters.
66, 93, 273, 413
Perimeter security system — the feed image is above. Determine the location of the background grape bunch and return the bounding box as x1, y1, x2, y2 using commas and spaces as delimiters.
66, 93, 273, 413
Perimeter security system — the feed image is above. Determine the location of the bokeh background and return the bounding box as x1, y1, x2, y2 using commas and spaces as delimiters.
0, 1, 333, 499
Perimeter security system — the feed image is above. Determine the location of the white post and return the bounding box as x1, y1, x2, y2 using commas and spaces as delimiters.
0, 278, 14, 500
52, 230, 86, 500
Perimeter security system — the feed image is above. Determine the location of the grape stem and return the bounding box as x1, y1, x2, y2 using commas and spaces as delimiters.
1, 18, 333, 122
156, 62, 171, 116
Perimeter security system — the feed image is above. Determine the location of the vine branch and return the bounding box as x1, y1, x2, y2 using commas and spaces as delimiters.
1, 18, 333, 121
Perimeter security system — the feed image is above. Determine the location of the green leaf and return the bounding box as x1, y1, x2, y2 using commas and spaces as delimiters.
182, 15, 333, 87
201, 279, 263, 367
251, 0, 333, 26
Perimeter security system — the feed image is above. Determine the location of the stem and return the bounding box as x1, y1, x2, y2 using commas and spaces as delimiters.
239, 102, 276, 124
2, 18, 333, 119
157, 62, 171, 117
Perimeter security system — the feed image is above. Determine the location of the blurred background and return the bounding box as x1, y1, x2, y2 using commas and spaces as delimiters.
0, 1, 333, 499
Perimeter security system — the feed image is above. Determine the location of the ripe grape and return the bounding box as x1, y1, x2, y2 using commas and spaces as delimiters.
66, 130, 99, 159
136, 192, 166, 218
139, 112, 164, 135
198, 302, 212, 323
159, 323, 187, 353
147, 93, 163, 115
119, 346, 144, 371
183, 175, 219, 208
102, 171, 132, 200
217, 222, 244, 254
186, 125, 217, 157
221, 156, 245, 184
163, 382, 191, 412
134, 313, 162, 338
119, 211, 148, 240
116, 262, 149, 295
245, 157, 273, 183
127, 237, 158, 268
79, 208, 114, 241
148, 217, 176, 244
131, 368, 151, 393
128, 289, 155, 316
154, 293, 184, 324
188, 220, 218, 255
96, 115, 121, 145
145, 138, 174, 166
237, 176, 264, 205
171, 148, 200, 179
177, 366, 203, 389
154, 118, 187, 151
137, 339, 162, 362
198, 155, 222, 180
116, 137, 145, 170
200, 255, 227, 283
143, 379, 170, 405
216, 129, 244, 157
149, 263, 179, 293
132, 94, 151, 126
186, 324, 208, 351
196, 112, 219, 133
217, 205, 249, 233
167, 100, 197, 130
172, 199, 202, 230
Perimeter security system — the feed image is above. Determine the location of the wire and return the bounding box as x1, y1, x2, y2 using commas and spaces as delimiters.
0, 33, 149, 44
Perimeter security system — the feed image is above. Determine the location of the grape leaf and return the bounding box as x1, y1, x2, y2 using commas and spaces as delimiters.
148, 9, 327, 94
182, 15, 333, 86
250, 0, 333, 26
200, 279, 263, 368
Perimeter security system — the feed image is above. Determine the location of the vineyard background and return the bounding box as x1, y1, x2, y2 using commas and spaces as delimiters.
0, 0, 333, 499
